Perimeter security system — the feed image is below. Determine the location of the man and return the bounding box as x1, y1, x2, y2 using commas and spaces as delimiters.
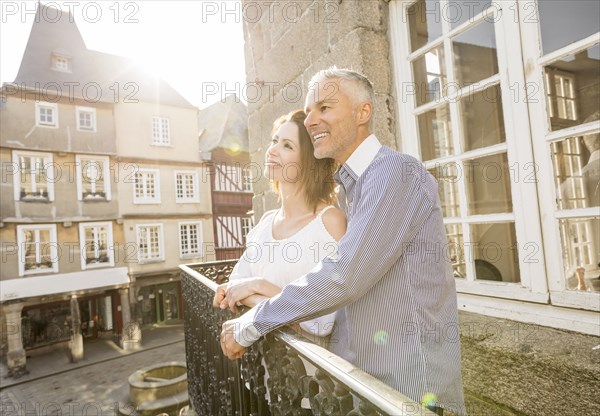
219, 68, 466, 415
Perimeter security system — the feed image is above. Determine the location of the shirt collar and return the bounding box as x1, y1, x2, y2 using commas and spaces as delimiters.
344, 134, 382, 177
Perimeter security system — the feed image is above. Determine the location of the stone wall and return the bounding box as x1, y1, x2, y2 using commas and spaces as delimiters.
243, 0, 396, 219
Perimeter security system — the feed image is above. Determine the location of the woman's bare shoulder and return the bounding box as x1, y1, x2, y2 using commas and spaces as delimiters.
321, 206, 347, 241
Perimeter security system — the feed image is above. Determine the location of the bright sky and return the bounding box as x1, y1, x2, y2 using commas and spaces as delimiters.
0, 0, 247, 108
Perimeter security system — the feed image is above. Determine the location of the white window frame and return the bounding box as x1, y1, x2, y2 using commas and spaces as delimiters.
518, 1, 600, 311
152, 116, 171, 146
16, 224, 59, 276
242, 217, 254, 241
78, 222, 115, 270
76, 106, 97, 132
175, 170, 200, 203
35, 101, 58, 128
12, 150, 55, 201
243, 167, 254, 192
75, 155, 111, 201
133, 169, 161, 204
389, 0, 548, 303
178, 221, 203, 258
136, 223, 164, 263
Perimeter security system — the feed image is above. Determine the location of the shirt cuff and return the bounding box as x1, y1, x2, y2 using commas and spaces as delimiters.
233, 306, 261, 347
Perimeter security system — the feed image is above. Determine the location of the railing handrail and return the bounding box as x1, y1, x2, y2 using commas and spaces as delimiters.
180, 263, 436, 416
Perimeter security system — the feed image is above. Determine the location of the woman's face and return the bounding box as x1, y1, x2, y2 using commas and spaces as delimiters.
264, 121, 302, 184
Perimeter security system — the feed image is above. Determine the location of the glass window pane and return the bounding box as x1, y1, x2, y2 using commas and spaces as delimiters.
552, 132, 600, 210
448, 0, 493, 29
418, 105, 453, 161
544, 45, 600, 132
413, 46, 447, 106
452, 21, 498, 89
429, 163, 460, 217
460, 84, 505, 151
465, 153, 512, 215
559, 217, 600, 292
407, 0, 443, 52
445, 224, 466, 278
538, 1, 600, 55
471, 223, 520, 283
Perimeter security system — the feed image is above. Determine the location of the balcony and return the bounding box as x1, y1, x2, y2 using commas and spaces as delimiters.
180, 261, 435, 415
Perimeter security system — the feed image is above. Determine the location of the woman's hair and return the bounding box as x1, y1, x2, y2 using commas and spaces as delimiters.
271, 109, 337, 212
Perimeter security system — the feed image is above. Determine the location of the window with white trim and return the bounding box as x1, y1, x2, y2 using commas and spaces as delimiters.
242, 217, 254, 240
518, 0, 600, 308
76, 106, 96, 132
175, 171, 199, 203
79, 222, 114, 269
179, 222, 203, 258
17, 224, 58, 276
12, 151, 55, 201
76, 155, 111, 201
136, 224, 164, 263
35, 102, 58, 127
133, 169, 160, 204
152, 117, 170, 145
390, 0, 548, 302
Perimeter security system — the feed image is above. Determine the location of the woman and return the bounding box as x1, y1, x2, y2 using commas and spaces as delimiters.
213, 109, 346, 339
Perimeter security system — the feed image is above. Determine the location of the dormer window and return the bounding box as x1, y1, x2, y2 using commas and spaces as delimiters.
52, 53, 71, 72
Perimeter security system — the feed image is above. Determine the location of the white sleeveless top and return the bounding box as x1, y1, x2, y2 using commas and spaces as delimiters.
229, 206, 338, 337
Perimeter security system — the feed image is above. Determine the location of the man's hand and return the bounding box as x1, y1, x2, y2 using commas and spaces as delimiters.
220, 320, 247, 360
213, 283, 227, 308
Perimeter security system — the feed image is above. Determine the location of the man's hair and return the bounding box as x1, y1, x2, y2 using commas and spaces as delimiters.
308, 67, 375, 129
271, 109, 337, 212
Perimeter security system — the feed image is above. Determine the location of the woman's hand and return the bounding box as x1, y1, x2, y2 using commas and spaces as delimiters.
213, 283, 228, 308
222, 278, 262, 312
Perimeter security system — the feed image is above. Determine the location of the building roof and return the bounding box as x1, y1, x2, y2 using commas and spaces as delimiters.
13, 3, 194, 108
198, 94, 249, 153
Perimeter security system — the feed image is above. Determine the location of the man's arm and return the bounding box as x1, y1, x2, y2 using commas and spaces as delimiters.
230, 155, 436, 348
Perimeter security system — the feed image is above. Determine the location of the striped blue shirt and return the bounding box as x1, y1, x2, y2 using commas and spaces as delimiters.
233, 135, 466, 414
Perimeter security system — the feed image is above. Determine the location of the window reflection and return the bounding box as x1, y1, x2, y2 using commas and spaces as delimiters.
429, 163, 460, 217
460, 84, 505, 151
407, 0, 443, 52
465, 153, 512, 215
413, 46, 447, 106
471, 223, 520, 283
448, 0, 493, 29
452, 21, 498, 89
552, 121, 600, 210
445, 224, 466, 278
538, 1, 600, 55
559, 217, 600, 292
544, 45, 599, 132
418, 105, 453, 160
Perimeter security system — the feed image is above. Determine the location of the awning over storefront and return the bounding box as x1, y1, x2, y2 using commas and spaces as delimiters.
0, 267, 130, 302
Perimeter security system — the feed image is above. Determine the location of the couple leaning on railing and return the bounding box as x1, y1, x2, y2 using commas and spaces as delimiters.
187, 67, 467, 416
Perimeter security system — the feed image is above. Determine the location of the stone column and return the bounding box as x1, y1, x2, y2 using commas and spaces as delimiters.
120, 288, 141, 350
69, 295, 84, 362
2, 302, 27, 377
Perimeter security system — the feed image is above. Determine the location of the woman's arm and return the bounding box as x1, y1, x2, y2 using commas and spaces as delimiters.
223, 277, 282, 312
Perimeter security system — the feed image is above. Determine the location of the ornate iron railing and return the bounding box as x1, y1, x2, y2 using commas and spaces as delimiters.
180, 261, 436, 416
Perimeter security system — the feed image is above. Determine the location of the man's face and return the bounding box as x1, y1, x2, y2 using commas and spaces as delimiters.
304, 78, 359, 163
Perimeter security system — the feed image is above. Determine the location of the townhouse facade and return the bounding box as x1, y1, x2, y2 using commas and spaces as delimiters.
0, 4, 215, 376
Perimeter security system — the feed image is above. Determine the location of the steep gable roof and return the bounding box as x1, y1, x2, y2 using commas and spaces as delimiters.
199, 95, 248, 153
13, 3, 193, 108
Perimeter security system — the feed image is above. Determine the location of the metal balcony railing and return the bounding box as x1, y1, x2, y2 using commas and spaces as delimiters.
180, 261, 436, 416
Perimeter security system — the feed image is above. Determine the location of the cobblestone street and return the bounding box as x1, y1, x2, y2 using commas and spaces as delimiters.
1, 325, 185, 416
